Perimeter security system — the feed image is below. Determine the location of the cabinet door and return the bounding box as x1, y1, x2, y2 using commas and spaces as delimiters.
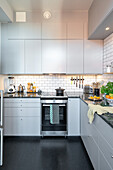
25, 40, 41, 74
4, 117, 40, 136
99, 149, 112, 170
85, 136, 99, 170
2, 40, 24, 74
84, 40, 103, 74
8, 23, 41, 39
67, 40, 83, 74
68, 98, 80, 136
80, 100, 89, 137
67, 23, 83, 39
42, 40, 66, 73
42, 23, 66, 39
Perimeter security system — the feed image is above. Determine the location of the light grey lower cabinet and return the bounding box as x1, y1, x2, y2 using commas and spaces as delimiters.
68, 98, 80, 136
80, 99, 113, 170
4, 98, 41, 136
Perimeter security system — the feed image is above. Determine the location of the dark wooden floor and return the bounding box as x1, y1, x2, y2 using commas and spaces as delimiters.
0, 137, 94, 170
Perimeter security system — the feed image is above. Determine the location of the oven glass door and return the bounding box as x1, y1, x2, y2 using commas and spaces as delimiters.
42, 104, 67, 131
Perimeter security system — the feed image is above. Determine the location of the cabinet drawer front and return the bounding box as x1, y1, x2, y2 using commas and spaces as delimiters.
98, 132, 113, 169
4, 117, 40, 136
4, 98, 40, 103
4, 102, 40, 108
97, 115, 113, 148
99, 149, 112, 170
85, 136, 98, 170
89, 124, 99, 145
4, 108, 40, 117
81, 113, 90, 136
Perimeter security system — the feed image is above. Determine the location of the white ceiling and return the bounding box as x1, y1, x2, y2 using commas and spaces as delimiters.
7, 0, 93, 12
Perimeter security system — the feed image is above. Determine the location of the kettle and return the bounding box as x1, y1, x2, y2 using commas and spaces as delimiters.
18, 84, 25, 93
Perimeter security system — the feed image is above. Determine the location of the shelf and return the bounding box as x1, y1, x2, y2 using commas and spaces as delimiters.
104, 72, 113, 74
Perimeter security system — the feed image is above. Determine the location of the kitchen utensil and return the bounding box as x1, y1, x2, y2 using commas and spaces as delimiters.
18, 84, 24, 93
76, 77, 78, 87
83, 85, 93, 94
105, 98, 113, 106
8, 84, 15, 94
88, 97, 102, 101
92, 82, 100, 88
38, 89, 42, 95
82, 76, 84, 89
74, 78, 75, 85
55, 87, 65, 96
106, 65, 111, 73
79, 76, 81, 88
7, 76, 15, 94
71, 77, 73, 85
94, 88, 100, 97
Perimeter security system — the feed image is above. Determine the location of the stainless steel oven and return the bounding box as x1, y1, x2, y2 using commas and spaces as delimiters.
41, 98, 67, 136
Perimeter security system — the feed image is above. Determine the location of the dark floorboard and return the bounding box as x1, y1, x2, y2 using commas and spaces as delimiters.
0, 137, 94, 170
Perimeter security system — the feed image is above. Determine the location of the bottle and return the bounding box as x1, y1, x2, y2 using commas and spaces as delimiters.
36, 86, 39, 92
30, 83, 33, 92
33, 82, 36, 92
106, 65, 111, 73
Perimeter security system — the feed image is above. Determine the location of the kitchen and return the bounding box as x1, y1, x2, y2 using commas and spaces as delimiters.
0, 0, 113, 169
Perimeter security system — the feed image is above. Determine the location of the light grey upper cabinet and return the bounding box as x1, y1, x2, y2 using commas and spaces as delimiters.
24, 40, 42, 74
2, 40, 24, 74
42, 40, 66, 73
67, 40, 83, 74
42, 23, 66, 39
67, 23, 83, 39
8, 23, 41, 39
84, 40, 103, 74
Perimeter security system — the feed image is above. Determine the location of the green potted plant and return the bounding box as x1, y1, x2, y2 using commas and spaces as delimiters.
101, 82, 113, 97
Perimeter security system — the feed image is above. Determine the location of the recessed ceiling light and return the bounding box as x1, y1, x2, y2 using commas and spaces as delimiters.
105, 27, 110, 31
16, 12, 26, 22
43, 11, 51, 19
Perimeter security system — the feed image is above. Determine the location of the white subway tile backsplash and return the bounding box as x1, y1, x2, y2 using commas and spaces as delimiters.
104, 34, 113, 72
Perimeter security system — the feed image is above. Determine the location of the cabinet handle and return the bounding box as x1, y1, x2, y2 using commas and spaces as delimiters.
21, 119, 22, 120
111, 156, 113, 158
21, 110, 22, 111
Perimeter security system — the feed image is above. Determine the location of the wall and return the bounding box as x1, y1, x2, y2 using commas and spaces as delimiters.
0, 23, 4, 90
0, 23, 1, 73
88, 0, 113, 38
103, 33, 113, 73
0, 0, 13, 22
2, 74, 113, 93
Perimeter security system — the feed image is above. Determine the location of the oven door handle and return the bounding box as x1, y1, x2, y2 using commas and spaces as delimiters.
42, 104, 66, 107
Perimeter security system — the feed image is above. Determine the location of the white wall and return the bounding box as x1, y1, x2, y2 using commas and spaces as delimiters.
0, 23, 5, 90
0, 23, 1, 73
103, 33, 113, 73
2, 74, 113, 93
88, 0, 113, 38
0, 0, 13, 22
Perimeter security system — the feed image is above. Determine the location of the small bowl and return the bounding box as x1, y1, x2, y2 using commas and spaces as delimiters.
106, 98, 113, 106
